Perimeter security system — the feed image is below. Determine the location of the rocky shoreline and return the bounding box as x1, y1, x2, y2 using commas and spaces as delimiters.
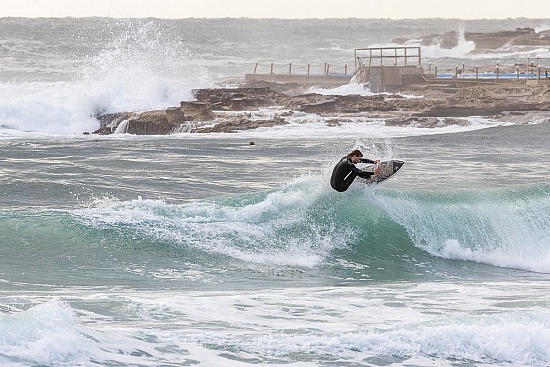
393, 27, 550, 51
90, 79, 550, 135
86, 26, 550, 135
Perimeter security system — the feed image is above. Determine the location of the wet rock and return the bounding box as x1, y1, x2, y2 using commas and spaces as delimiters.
90, 126, 113, 135
393, 27, 550, 50
191, 116, 287, 133
301, 99, 336, 113
94, 110, 183, 135
192, 87, 285, 110
180, 101, 215, 121
165, 107, 186, 124
91, 81, 550, 135
124, 111, 176, 135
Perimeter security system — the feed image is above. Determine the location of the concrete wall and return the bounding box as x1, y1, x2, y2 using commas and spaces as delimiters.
352, 66, 425, 92
244, 73, 351, 87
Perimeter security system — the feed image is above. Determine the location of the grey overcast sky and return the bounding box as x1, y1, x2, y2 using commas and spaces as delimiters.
2, 0, 550, 19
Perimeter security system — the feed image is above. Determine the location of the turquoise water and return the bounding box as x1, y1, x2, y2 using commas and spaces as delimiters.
1, 126, 550, 366
2, 17, 550, 367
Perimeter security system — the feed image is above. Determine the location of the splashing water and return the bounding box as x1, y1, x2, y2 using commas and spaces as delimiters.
0, 20, 214, 135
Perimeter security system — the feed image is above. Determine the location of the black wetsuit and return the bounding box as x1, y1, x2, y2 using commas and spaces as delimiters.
330, 157, 376, 192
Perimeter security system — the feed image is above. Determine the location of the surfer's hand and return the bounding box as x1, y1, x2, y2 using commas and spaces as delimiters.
374, 160, 380, 163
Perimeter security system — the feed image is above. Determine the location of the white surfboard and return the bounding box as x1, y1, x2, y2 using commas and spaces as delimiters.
361, 160, 405, 184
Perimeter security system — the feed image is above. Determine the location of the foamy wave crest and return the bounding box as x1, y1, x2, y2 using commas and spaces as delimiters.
223, 313, 550, 365
534, 24, 550, 33
308, 83, 374, 96
370, 27, 475, 59
375, 187, 550, 273
0, 20, 214, 136
81, 19, 213, 113
412, 27, 475, 59
0, 81, 99, 135
0, 301, 89, 366
72, 174, 349, 268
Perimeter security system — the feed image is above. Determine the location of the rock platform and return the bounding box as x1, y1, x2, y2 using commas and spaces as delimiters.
90, 79, 550, 135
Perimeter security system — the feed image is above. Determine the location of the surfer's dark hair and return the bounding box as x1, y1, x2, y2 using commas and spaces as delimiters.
348, 149, 363, 158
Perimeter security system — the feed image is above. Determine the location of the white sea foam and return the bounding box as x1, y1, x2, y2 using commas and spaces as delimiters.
49, 284, 550, 366
0, 20, 214, 136
72, 174, 348, 268
375, 187, 550, 274
0, 67, 212, 136
369, 27, 476, 60
308, 83, 374, 96
419, 27, 476, 59
0, 300, 89, 366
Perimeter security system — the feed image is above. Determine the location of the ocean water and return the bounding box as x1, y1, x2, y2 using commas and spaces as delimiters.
1, 17, 550, 367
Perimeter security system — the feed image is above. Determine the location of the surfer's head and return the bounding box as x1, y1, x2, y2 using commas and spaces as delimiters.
348, 149, 363, 158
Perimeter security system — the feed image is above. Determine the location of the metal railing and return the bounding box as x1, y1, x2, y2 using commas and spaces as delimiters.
425, 61, 550, 80
354, 47, 422, 70
251, 62, 350, 76
249, 54, 550, 82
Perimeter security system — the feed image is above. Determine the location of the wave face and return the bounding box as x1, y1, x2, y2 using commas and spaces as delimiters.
71, 180, 550, 281
376, 186, 550, 274
3, 175, 549, 291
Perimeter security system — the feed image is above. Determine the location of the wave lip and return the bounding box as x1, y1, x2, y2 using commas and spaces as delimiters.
72, 175, 352, 270
376, 186, 550, 274
0, 301, 89, 366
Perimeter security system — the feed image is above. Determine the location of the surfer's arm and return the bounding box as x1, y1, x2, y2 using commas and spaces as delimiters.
360, 158, 380, 164
350, 164, 374, 178
357, 171, 374, 179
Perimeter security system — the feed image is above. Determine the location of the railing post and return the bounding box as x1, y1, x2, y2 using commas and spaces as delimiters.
496, 63, 499, 80
253, 63, 258, 74
344, 64, 347, 76
395, 48, 398, 66
434, 66, 438, 78
326, 64, 330, 75
307, 63, 310, 75
270, 63, 274, 74
455, 65, 458, 78
476, 65, 479, 79
516, 65, 519, 80
289, 63, 292, 75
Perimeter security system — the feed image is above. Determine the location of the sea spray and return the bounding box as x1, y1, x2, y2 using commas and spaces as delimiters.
0, 301, 89, 366
72, 175, 355, 269
0, 19, 214, 135
80, 19, 213, 113
372, 186, 550, 273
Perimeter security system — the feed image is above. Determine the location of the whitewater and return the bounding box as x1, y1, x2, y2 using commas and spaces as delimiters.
1, 17, 550, 367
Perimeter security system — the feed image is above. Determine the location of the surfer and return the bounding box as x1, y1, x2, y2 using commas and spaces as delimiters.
330, 149, 380, 192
